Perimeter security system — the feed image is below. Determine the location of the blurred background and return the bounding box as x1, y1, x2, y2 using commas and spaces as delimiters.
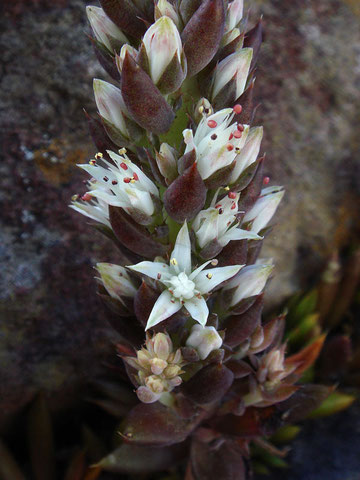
0, 0, 360, 477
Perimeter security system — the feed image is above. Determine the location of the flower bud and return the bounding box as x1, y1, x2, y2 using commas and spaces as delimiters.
96, 263, 137, 302
115, 44, 138, 73
229, 126, 263, 184
243, 186, 285, 234
225, 0, 243, 33
155, 0, 181, 30
142, 16, 186, 93
156, 143, 178, 184
186, 325, 223, 360
99, 0, 147, 38
194, 98, 214, 123
224, 264, 274, 306
86, 6, 128, 53
211, 48, 253, 104
93, 79, 130, 139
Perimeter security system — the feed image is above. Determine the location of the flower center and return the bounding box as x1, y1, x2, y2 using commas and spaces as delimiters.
169, 272, 195, 300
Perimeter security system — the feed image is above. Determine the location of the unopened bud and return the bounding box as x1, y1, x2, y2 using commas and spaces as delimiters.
230, 126, 263, 183
211, 48, 253, 103
86, 6, 128, 52
96, 263, 137, 302
116, 44, 138, 73
186, 324, 223, 360
155, 0, 181, 29
225, 0, 244, 33
243, 186, 285, 234
93, 79, 130, 138
150, 358, 168, 375
224, 264, 274, 306
156, 143, 178, 184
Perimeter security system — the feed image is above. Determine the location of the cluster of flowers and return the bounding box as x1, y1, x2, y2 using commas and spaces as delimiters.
70, 1, 325, 477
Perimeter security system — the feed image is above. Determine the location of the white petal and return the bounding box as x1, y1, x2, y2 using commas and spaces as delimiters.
229, 126, 263, 183
171, 222, 192, 274
146, 290, 182, 330
244, 187, 284, 233
184, 296, 209, 326
124, 187, 154, 216
96, 263, 137, 299
194, 265, 244, 294
127, 261, 171, 280
220, 226, 262, 246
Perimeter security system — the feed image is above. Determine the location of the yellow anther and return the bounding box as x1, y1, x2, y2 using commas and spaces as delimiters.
170, 258, 178, 266
71, 194, 79, 202
95, 152, 103, 159
211, 259, 218, 266
224, 186, 230, 191
198, 106, 204, 114
119, 147, 127, 155
130, 179, 136, 184
206, 273, 213, 279
89, 159, 96, 165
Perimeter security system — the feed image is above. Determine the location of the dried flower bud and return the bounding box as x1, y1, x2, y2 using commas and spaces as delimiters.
86, 6, 128, 53
186, 324, 223, 360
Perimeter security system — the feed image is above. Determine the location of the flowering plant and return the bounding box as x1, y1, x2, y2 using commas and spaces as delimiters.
71, 1, 330, 477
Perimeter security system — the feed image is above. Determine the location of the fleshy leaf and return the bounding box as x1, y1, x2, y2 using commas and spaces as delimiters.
164, 163, 207, 222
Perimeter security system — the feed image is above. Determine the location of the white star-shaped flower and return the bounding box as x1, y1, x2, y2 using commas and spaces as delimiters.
193, 190, 262, 249
128, 222, 244, 330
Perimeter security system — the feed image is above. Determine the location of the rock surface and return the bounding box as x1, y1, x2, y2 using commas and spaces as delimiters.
0, 0, 360, 426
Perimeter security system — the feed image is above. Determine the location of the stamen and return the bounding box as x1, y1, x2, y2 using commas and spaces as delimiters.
224, 186, 230, 191
170, 258, 178, 266
118, 148, 127, 155
89, 159, 96, 166
227, 144, 234, 151
228, 191, 237, 199
233, 104, 242, 114
157, 273, 161, 280
123, 177, 131, 183
229, 133, 234, 140
112, 180, 118, 185
215, 203, 222, 209
206, 273, 213, 279
231, 203, 236, 210
207, 119, 217, 128
133, 172, 139, 181
263, 176, 270, 185
218, 208, 224, 214
103, 176, 109, 182
71, 194, 79, 201
120, 162, 128, 170
211, 259, 218, 266
233, 130, 242, 139
198, 106, 204, 114
211, 134, 217, 140
237, 124, 245, 132
95, 152, 103, 159
81, 193, 92, 202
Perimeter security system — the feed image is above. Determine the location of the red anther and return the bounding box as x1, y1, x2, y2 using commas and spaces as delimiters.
237, 124, 245, 132
120, 162, 128, 170
157, 273, 161, 280
112, 180, 118, 185
123, 177, 131, 183
218, 208, 224, 214
229, 133, 234, 140
211, 134, 217, 140
228, 191, 237, 199
103, 176, 109, 182
207, 119, 217, 128
233, 104, 242, 114
227, 143, 234, 151
263, 176, 270, 185
231, 203, 236, 210
133, 172, 139, 181
215, 203, 222, 209
81, 193, 92, 202
233, 130, 242, 139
